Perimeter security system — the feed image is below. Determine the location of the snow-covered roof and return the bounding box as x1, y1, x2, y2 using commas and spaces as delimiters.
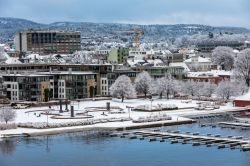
184, 56, 211, 63
187, 70, 232, 78
233, 50, 240, 54
26, 54, 41, 59
169, 62, 190, 72
187, 72, 217, 78
127, 59, 145, 67
5, 57, 22, 64
146, 59, 165, 66
235, 90, 250, 101
210, 70, 232, 76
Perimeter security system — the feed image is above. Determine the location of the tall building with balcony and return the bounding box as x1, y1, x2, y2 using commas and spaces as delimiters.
14, 29, 81, 55
3, 73, 51, 102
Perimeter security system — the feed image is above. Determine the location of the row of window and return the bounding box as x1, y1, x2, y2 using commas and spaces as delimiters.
58, 88, 65, 93
101, 86, 107, 90
101, 79, 107, 84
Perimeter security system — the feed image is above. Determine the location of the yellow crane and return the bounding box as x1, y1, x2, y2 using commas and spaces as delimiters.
117, 28, 144, 48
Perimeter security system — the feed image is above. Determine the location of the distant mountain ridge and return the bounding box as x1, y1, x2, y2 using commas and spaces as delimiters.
0, 17, 249, 43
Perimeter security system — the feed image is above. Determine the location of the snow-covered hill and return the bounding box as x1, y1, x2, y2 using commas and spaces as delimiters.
0, 17, 249, 43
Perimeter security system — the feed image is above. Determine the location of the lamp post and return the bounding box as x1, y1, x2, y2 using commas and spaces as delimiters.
158, 104, 162, 115
46, 106, 52, 127
126, 106, 134, 119
92, 82, 96, 99
150, 99, 154, 111
77, 99, 80, 110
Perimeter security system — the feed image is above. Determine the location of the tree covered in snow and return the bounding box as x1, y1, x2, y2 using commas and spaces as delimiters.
202, 82, 217, 97
174, 33, 250, 48
193, 82, 205, 99
134, 71, 153, 98
181, 80, 198, 96
180, 80, 217, 99
155, 74, 176, 99
0, 107, 16, 124
235, 81, 249, 95
109, 75, 136, 102
211, 46, 234, 71
234, 48, 250, 87
215, 80, 238, 101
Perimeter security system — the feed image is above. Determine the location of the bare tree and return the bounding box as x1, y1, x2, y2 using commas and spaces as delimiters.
134, 71, 153, 98
155, 75, 177, 99
181, 80, 197, 96
234, 48, 250, 87
212, 46, 234, 70
0, 107, 16, 124
202, 82, 217, 97
216, 80, 238, 101
109, 75, 136, 102
194, 82, 205, 100
235, 81, 249, 95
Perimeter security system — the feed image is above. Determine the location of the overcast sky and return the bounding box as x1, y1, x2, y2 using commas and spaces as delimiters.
0, 0, 250, 28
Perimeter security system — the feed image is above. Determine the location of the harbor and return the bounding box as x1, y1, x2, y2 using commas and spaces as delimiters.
111, 130, 250, 151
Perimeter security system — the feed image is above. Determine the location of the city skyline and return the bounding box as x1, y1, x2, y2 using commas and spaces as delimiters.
0, 0, 250, 28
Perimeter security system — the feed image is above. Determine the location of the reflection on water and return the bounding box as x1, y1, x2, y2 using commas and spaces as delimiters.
0, 139, 17, 156
0, 125, 250, 166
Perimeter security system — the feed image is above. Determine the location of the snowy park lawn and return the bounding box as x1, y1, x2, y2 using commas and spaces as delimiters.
11, 98, 197, 124
0, 98, 238, 137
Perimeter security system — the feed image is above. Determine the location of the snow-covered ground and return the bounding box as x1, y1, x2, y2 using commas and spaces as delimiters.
12, 98, 197, 124
0, 98, 241, 137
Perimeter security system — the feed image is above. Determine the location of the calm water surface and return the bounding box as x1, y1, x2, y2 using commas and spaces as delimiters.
1, 124, 250, 166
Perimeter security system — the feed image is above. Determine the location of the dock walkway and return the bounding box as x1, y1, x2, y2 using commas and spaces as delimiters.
114, 130, 250, 151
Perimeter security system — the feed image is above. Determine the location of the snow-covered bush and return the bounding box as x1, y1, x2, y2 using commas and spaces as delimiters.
18, 117, 131, 129
0, 123, 17, 130
133, 114, 172, 123
133, 104, 178, 112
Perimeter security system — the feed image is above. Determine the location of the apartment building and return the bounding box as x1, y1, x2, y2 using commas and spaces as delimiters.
14, 29, 81, 54
3, 73, 51, 102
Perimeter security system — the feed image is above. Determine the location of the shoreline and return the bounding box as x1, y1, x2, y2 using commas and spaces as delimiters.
0, 101, 249, 140
0, 118, 193, 138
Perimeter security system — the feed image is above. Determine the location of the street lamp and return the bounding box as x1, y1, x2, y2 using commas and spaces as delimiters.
150, 99, 154, 111
46, 106, 52, 127
77, 99, 80, 110
126, 106, 134, 119
158, 104, 162, 115
92, 82, 96, 99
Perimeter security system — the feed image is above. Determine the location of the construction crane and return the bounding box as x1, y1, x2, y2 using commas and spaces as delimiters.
117, 28, 144, 48
127, 28, 144, 48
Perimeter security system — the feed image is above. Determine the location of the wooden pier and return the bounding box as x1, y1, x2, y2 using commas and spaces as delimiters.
113, 130, 250, 151
218, 122, 250, 128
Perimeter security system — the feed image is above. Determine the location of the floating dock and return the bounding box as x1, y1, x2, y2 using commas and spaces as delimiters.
115, 130, 250, 151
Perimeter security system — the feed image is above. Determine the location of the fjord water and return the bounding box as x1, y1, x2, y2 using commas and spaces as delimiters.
1, 125, 250, 166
